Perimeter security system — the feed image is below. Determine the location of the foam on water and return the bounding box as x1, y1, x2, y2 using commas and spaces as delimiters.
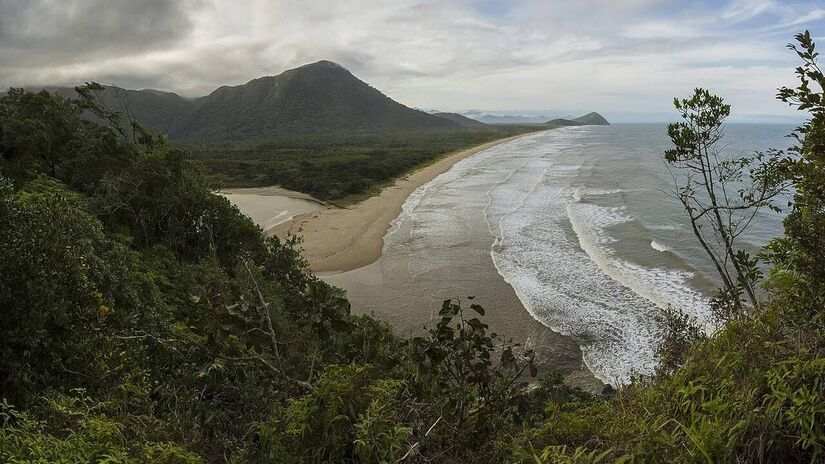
566, 196, 712, 328
384, 127, 720, 383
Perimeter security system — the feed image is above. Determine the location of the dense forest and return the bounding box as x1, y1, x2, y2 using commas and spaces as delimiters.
0, 32, 823, 463
45, 60, 539, 202
191, 126, 536, 202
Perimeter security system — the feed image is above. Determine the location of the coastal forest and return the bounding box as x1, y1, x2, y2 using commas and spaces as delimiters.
1, 31, 824, 464
45, 60, 541, 203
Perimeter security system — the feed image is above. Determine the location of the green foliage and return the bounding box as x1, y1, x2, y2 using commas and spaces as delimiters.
265, 365, 410, 463
192, 125, 536, 202
664, 87, 790, 314
2, 31, 825, 464
411, 299, 537, 430
773, 30, 825, 304
656, 306, 706, 375
765, 359, 825, 458
534, 445, 622, 464
0, 397, 202, 463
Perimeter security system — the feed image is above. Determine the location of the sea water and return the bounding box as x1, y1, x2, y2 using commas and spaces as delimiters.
383, 124, 793, 384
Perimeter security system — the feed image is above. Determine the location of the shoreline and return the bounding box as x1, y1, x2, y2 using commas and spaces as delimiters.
237, 128, 601, 390
272, 131, 544, 273
220, 185, 329, 206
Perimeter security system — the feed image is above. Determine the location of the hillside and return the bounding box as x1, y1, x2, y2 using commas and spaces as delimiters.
574, 112, 610, 125
545, 112, 610, 126
40, 61, 460, 141
175, 61, 459, 140
44, 85, 194, 134
544, 117, 581, 126
432, 112, 486, 127
31, 68, 537, 201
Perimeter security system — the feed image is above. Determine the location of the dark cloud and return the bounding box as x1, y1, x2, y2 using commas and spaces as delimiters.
0, 0, 821, 116
0, 0, 195, 65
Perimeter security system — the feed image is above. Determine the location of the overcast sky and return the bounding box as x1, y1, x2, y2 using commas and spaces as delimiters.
1, 0, 823, 121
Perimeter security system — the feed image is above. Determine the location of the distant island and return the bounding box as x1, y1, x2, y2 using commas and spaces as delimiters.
545, 112, 610, 126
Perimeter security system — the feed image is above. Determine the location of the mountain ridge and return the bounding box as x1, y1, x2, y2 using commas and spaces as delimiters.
34, 60, 461, 141
432, 112, 486, 127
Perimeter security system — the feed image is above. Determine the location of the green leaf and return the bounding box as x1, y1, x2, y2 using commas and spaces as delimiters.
470, 303, 485, 316
439, 299, 453, 316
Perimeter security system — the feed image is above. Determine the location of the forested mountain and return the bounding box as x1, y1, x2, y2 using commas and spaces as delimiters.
42, 61, 459, 141
46, 85, 194, 134
176, 61, 458, 139
545, 112, 610, 126
572, 112, 610, 125
30, 63, 537, 202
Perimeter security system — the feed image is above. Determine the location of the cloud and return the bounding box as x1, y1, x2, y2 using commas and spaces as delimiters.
0, 0, 822, 119
0, 0, 195, 64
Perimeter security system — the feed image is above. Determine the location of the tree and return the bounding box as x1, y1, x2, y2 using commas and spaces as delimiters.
0, 89, 83, 179
772, 31, 825, 301
664, 89, 790, 319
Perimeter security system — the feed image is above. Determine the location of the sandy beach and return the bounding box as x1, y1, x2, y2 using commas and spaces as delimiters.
226, 130, 602, 389
271, 133, 539, 272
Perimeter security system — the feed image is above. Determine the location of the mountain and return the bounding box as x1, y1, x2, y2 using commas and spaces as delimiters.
36, 60, 460, 141
29, 69, 611, 140
573, 112, 610, 125
545, 112, 610, 126
544, 118, 582, 126
174, 61, 458, 140
432, 112, 486, 127
40, 85, 194, 135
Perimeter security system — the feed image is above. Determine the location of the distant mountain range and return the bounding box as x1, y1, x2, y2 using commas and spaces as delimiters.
432, 112, 486, 127
43, 60, 460, 141
545, 112, 610, 126
461, 112, 548, 124
35, 61, 608, 141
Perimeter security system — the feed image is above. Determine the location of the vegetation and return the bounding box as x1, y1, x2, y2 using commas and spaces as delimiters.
663, 88, 789, 314
544, 112, 610, 126
49, 61, 460, 142
47, 62, 539, 203
0, 83, 542, 463
190, 125, 536, 202
0, 31, 823, 463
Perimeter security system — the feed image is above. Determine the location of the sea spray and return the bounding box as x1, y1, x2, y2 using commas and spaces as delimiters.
380, 124, 784, 383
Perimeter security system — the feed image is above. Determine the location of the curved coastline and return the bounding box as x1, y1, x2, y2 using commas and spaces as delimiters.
232, 129, 602, 390
272, 132, 544, 273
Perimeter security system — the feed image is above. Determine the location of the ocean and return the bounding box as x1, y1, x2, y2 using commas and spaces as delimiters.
324, 123, 795, 385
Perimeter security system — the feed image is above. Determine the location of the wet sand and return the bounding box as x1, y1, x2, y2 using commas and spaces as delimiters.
223, 132, 602, 391
220, 186, 325, 231
321, 252, 601, 391
271, 134, 535, 272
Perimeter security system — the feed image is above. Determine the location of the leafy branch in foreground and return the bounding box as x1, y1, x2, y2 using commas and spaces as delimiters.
663, 88, 790, 319
773, 30, 825, 298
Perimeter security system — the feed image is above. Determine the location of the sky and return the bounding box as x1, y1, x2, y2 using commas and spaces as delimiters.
1, 0, 823, 122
